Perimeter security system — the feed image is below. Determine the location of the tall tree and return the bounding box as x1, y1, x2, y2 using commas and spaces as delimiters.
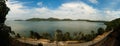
29, 31, 42, 39
15, 33, 21, 38
0, 0, 11, 46
30, 30, 35, 38
97, 28, 104, 35
42, 32, 51, 39
55, 29, 63, 41
63, 32, 71, 41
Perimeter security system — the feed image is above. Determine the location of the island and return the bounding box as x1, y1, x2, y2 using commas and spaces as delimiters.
15, 17, 109, 23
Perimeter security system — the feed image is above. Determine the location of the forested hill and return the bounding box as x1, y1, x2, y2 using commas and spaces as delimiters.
15, 17, 108, 23
93, 18, 120, 46
105, 18, 120, 31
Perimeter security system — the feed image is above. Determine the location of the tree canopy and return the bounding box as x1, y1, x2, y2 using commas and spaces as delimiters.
105, 18, 120, 31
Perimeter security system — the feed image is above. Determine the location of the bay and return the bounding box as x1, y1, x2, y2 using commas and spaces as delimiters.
5, 21, 106, 37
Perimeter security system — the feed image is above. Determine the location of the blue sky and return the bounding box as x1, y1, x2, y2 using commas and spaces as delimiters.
9, 0, 120, 10
6, 0, 120, 21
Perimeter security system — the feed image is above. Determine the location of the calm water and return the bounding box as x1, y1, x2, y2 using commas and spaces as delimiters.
5, 21, 106, 37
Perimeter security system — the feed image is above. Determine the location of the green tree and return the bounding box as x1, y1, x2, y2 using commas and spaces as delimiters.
55, 29, 63, 41
77, 32, 84, 41
42, 32, 51, 39
34, 32, 41, 39
91, 30, 96, 39
84, 34, 92, 41
29, 30, 42, 39
97, 28, 104, 35
80, 32, 85, 40
72, 32, 78, 40
0, 1, 10, 46
105, 18, 120, 31
15, 33, 21, 38
30, 30, 35, 38
63, 32, 71, 41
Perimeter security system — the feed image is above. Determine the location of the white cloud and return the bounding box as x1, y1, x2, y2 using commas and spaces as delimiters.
6, 0, 120, 21
54, 2, 98, 19
104, 10, 120, 20
6, 1, 33, 20
89, 0, 98, 4
37, 2, 43, 6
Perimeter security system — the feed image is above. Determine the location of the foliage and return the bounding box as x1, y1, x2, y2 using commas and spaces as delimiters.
55, 29, 63, 41
105, 18, 120, 31
97, 28, 104, 35
42, 32, 51, 39
6, 28, 100, 43
15, 33, 21, 38
63, 32, 71, 41
18, 28, 104, 42
29, 30, 42, 39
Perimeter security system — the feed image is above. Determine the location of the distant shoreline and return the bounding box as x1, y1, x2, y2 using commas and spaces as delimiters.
14, 17, 109, 23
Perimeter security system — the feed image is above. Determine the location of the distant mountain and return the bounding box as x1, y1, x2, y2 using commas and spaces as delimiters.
15, 17, 108, 22
14, 20, 24, 21
26, 17, 60, 21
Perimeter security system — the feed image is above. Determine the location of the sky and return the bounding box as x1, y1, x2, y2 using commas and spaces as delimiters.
6, 0, 120, 21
